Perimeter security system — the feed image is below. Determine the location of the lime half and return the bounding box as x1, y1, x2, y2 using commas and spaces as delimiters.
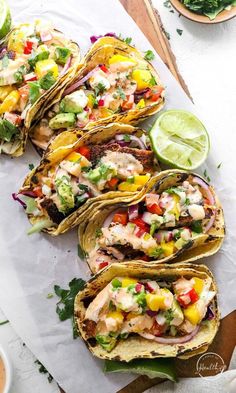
0, 0, 11, 40
150, 110, 210, 170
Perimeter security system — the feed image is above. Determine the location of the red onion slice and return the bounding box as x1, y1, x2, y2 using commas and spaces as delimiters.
60, 56, 72, 76
12, 193, 26, 208
115, 134, 146, 149
62, 67, 99, 96
90, 32, 117, 43
192, 176, 215, 205
139, 325, 199, 344
40, 31, 53, 42
204, 210, 216, 233
128, 204, 139, 220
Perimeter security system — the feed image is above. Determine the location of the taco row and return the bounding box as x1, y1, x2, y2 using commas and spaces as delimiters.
0, 30, 165, 156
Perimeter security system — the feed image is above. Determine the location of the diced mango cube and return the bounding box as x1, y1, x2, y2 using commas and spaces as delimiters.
184, 303, 201, 325
8, 29, 25, 53
35, 59, 59, 79
87, 94, 95, 109
132, 69, 152, 90
134, 174, 150, 186
106, 310, 124, 323
192, 277, 204, 295
0, 90, 20, 114
122, 278, 138, 288
126, 312, 139, 321
0, 86, 14, 102
109, 55, 137, 65
146, 293, 166, 311
66, 151, 90, 167
118, 182, 141, 192
161, 241, 175, 257
136, 99, 145, 109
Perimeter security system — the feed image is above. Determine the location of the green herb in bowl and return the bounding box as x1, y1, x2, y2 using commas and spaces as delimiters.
181, 0, 236, 19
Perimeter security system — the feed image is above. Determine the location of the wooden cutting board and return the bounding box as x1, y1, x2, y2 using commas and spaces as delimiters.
60, 1, 236, 391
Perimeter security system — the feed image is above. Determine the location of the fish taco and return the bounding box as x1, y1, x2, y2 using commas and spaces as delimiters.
30, 36, 165, 150
79, 170, 225, 273
16, 123, 159, 235
0, 20, 80, 156
75, 262, 219, 361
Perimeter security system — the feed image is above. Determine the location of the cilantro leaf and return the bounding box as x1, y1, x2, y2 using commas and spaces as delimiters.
39, 71, 56, 90
0, 320, 9, 326
28, 163, 34, 170
28, 81, 41, 104
0, 119, 19, 142
117, 86, 126, 100
14, 65, 28, 83
176, 29, 183, 36
35, 359, 53, 383
191, 220, 203, 233
54, 277, 86, 338
144, 50, 155, 61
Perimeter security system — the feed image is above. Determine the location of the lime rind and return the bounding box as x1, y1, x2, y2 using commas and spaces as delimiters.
150, 110, 210, 170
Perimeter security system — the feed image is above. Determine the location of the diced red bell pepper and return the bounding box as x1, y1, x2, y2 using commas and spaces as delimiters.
99, 64, 109, 73
107, 177, 119, 189
150, 86, 164, 102
112, 212, 128, 226
76, 146, 91, 160
98, 99, 104, 106
24, 41, 34, 54
146, 203, 163, 215
98, 261, 109, 270
135, 283, 143, 293
134, 227, 146, 238
4, 112, 22, 126
33, 186, 43, 198
177, 288, 199, 308
131, 216, 150, 232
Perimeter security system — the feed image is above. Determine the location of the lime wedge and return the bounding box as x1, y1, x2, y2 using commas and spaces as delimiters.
0, 0, 11, 40
150, 110, 210, 170
104, 358, 177, 382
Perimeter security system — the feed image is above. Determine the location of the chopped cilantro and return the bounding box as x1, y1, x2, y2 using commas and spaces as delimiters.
94, 82, 106, 95
35, 359, 53, 383
144, 50, 155, 61
203, 169, 211, 182
149, 75, 157, 86
217, 162, 222, 169
28, 163, 34, 170
149, 248, 163, 258
117, 86, 126, 100
127, 176, 135, 184
28, 81, 41, 104
164, 309, 174, 324
0, 119, 19, 142
95, 228, 102, 238
112, 278, 122, 288
191, 220, 203, 233
123, 134, 131, 142
54, 277, 86, 338
185, 198, 190, 205
46, 293, 54, 299
177, 29, 183, 36
39, 71, 56, 90
14, 65, 27, 83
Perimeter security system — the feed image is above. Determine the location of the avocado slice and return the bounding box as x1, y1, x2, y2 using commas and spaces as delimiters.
170, 298, 184, 326
87, 167, 102, 183
49, 113, 76, 130
55, 175, 75, 213
60, 91, 88, 114
96, 334, 117, 352
54, 47, 71, 65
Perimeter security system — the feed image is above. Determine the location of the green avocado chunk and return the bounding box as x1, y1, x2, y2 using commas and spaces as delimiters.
49, 113, 76, 130
59, 91, 85, 114
95, 334, 117, 352
54, 47, 71, 65
170, 298, 184, 326
55, 175, 74, 213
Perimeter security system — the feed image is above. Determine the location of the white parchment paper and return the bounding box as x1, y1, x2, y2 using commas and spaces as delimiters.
0, 1, 235, 392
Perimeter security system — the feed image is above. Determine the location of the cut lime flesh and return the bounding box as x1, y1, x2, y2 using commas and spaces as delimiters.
0, 0, 11, 40
104, 358, 177, 382
150, 110, 210, 170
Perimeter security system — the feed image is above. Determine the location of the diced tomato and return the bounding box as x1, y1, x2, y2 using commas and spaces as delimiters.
24, 41, 34, 54
24, 72, 37, 82
144, 88, 152, 99
135, 283, 143, 293
98, 99, 104, 107
99, 64, 109, 73
89, 114, 96, 121
98, 261, 109, 270
150, 320, 165, 337
112, 212, 128, 226
33, 186, 43, 198
204, 198, 211, 205
4, 112, 22, 126
76, 146, 91, 160
147, 203, 163, 215
130, 216, 150, 232
177, 288, 199, 308
121, 95, 134, 110
150, 86, 164, 102
135, 227, 146, 238
107, 177, 119, 189
145, 193, 160, 206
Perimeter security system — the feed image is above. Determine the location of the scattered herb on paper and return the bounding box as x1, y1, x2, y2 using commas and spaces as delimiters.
35, 359, 53, 383
177, 29, 183, 36
217, 162, 222, 169
118, 34, 133, 45
163, 28, 170, 40
163, 0, 171, 8
0, 320, 9, 326
46, 293, 54, 299
77, 243, 85, 259
203, 169, 211, 182
28, 163, 34, 170
144, 50, 155, 61
54, 278, 86, 338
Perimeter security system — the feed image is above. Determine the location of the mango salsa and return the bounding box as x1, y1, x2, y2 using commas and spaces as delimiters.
146, 293, 166, 311
118, 182, 141, 192
134, 174, 150, 186
122, 278, 138, 288
66, 151, 90, 167
0, 86, 14, 102
106, 310, 124, 323
192, 277, 204, 295
161, 241, 175, 257
109, 55, 137, 65
136, 99, 145, 109
184, 303, 201, 325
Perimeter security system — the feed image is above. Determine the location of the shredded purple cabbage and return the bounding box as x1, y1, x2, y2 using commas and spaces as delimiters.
90, 32, 117, 43
204, 305, 215, 321
12, 193, 26, 208
146, 310, 158, 317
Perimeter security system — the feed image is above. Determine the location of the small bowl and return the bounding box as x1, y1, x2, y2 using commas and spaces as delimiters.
0, 345, 13, 393
170, 0, 236, 24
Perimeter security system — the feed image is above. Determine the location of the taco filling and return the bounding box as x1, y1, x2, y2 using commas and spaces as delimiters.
88, 175, 217, 272
0, 20, 79, 155
31, 51, 164, 149
18, 132, 154, 232
83, 274, 216, 352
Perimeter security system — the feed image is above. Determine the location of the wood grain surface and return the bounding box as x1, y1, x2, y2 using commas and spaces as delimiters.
59, 1, 236, 391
